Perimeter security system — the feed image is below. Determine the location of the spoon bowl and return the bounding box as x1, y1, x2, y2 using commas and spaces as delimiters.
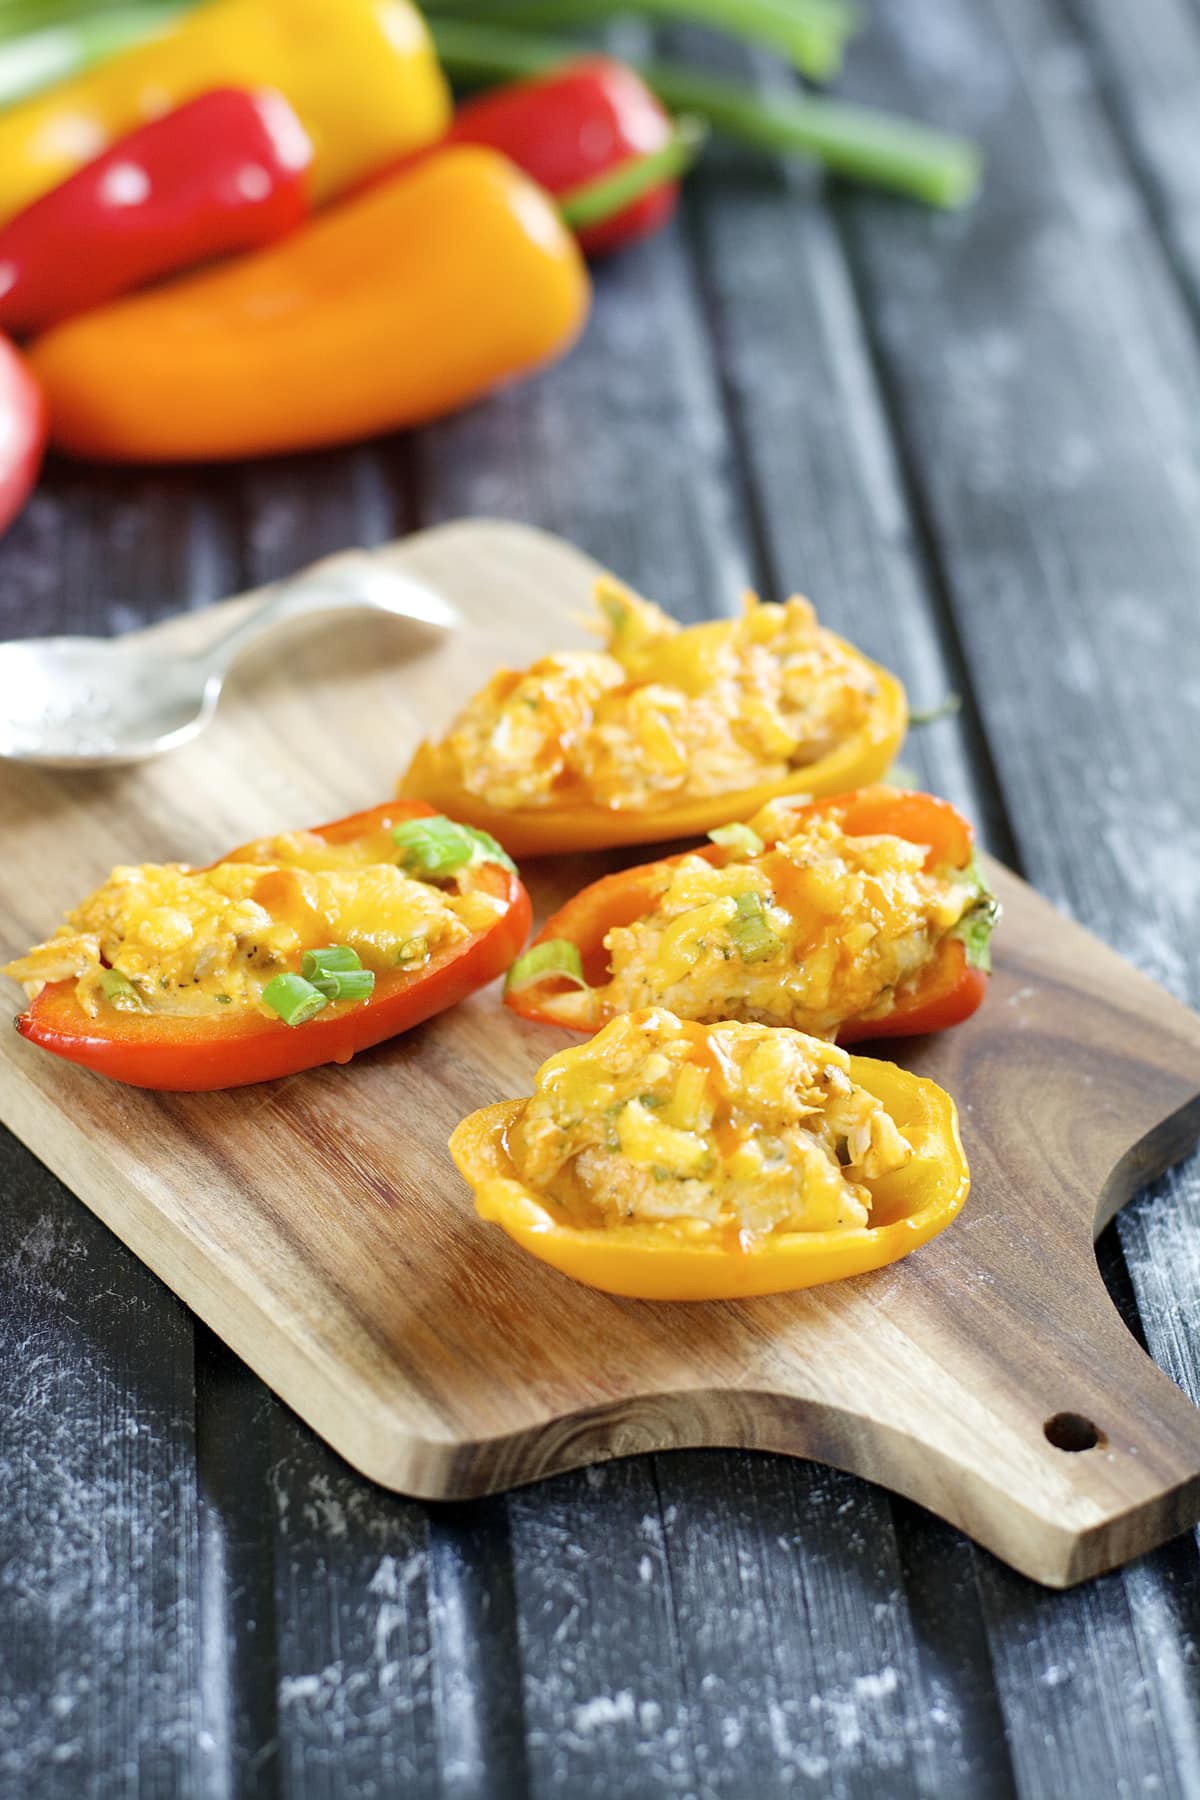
0, 637, 223, 768
0, 553, 459, 770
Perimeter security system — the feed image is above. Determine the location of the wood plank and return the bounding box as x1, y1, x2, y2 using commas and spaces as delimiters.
193, 1334, 283, 1794
268, 1401, 439, 1799
1058, 0, 1200, 314
672, 36, 1008, 850
0, 1131, 206, 1795
508, 1462, 705, 1798
636, 1454, 1005, 1799
838, 0, 1200, 1784
975, 1561, 1182, 1796
237, 446, 410, 589
0, 464, 237, 641
423, 1498, 531, 1798
0, 481, 230, 1795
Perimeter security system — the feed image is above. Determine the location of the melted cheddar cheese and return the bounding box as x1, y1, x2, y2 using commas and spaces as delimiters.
442, 581, 881, 813
548, 804, 979, 1036
508, 1009, 913, 1239
4, 824, 504, 1020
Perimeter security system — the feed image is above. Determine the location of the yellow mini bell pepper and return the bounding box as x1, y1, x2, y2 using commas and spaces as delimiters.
401, 584, 908, 857
0, 0, 449, 227
451, 1034, 969, 1302
403, 692, 906, 859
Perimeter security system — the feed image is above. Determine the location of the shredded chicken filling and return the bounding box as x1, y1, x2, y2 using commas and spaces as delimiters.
507, 1009, 913, 1239
550, 808, 979, 1036
4, 826, 504, 1020
443, 581, 881, 813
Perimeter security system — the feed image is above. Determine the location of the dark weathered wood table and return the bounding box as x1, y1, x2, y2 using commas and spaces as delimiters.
4, 1, 1200, 1792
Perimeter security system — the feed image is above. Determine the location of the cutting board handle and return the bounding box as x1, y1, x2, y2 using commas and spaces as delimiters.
738, 1093, 1200, 1586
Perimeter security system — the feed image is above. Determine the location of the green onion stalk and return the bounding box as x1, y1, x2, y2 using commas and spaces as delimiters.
430, 17, 982, 209
0, 1, 182, 104
558, 113, 706, 230
0, 0, 854, 107
419, 0, 862, 83
0, 2, 980, 209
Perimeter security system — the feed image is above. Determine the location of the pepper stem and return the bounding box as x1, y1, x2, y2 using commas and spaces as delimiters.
557, 115, 706, 232
429, 18, 982, 210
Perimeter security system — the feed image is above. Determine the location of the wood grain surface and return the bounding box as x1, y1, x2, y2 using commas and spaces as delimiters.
3, 520, 1198, 1590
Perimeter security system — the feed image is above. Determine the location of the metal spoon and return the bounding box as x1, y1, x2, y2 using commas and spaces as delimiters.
0, 551, 459, 770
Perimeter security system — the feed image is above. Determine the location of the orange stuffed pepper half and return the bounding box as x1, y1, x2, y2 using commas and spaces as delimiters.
451, 1008, 969, 1300
400, 578, 908, 856
5, 803, 531, 1091
505, 788, 998, 1044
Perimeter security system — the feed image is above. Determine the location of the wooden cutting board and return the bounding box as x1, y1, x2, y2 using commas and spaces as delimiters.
3, 519, 1200, 1590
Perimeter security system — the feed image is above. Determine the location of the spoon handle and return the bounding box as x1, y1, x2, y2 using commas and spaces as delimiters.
192, 550, 460, 677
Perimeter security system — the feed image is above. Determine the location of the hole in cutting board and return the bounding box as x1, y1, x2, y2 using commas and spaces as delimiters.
1044, 1412, 1103, 1453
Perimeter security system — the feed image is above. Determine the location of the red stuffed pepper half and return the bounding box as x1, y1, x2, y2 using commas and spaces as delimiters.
505, 787, 998, 1044
6, 801, 531, 1090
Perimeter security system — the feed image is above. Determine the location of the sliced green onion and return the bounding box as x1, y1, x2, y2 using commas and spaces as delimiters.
393, 815, 516, 878
909, 692, 963, 727
730, 892, 781, 963
466, 826, 517, 872
948, 854, 1001, 973
708, 822, 764, 859
302, 944, 362, 981
262, 972, 329, 1027
295, 945, 375, 1002
505, 939, 589, 994
100, 968, 147, 1012
396, 937, 428, 966
310, 968, 376, 1003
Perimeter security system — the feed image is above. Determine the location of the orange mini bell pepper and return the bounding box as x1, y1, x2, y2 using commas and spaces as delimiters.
451, 1025, 969, 1301
29, 146, 590, 462
505, 787, 997, 1043
10, 801, 532, 1092
0, 0, 449, 228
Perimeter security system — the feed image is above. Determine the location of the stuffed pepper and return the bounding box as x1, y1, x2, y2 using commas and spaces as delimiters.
505, 788, 998, 1043
400, 579, 907, 855
4, 802, 531, 1091
451, 1008, 969, 1300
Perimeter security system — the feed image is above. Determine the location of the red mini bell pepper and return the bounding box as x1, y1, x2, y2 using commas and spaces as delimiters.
0, 330, 46, 535
505, 788, 998, 1043
0, 87, 312, 335
445, 56, 678, 256
13, 801, 532, 1092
